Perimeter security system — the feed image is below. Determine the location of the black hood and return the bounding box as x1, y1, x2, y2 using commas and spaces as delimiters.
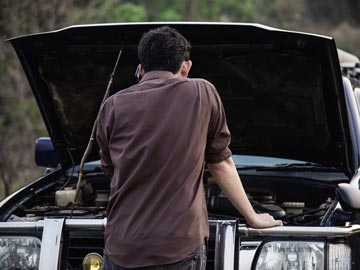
8, 23, 352, 174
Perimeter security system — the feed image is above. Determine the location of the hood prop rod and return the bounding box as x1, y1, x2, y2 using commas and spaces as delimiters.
72, 44, 124, 209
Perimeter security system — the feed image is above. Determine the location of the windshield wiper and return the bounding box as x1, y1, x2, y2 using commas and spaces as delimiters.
235, 165, 275, 170
236, 162, 339, 171
274, 162, 338, 170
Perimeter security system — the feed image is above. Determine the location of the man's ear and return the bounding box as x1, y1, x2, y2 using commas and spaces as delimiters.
180, 60, 192, 77
139, 64, 145, 77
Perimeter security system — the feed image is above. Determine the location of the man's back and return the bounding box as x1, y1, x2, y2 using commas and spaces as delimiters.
97, 70, 231, 267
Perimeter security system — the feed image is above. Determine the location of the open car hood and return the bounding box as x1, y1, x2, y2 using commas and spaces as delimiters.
9, 23, 353, 174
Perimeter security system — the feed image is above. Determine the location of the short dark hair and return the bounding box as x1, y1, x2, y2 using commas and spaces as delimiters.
138, 26, 191, 74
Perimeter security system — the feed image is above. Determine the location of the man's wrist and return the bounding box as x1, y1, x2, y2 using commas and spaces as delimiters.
243, 210, 259, 226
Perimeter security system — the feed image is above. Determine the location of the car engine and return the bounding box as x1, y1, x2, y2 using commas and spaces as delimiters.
5, 169, 343, 227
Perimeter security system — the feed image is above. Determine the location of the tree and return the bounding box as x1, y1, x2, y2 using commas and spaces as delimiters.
0, 0, 360, 199
0, 0, 71, 198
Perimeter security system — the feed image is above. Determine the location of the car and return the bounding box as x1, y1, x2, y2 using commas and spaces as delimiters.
2, 22, 360, 270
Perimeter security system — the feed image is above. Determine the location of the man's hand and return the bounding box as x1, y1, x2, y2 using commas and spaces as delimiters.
207, 157, 283, 229
246, 213, 283, 229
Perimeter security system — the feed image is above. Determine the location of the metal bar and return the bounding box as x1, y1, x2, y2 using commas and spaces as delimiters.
0, 221, 44, 232
74, 44, 124, 205
210, 220, 237, 270
39, 219, 65, 270
2, 219, 360, 238
238, 224, 360, 237
64, 218, 106, 230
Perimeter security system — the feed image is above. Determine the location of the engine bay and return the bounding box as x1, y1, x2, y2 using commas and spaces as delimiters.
6, 168, 348, 227
206, 182, 333, 226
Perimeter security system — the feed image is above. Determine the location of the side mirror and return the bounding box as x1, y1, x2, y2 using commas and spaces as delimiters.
335, 183, 360, 212
35, 137, 60, 168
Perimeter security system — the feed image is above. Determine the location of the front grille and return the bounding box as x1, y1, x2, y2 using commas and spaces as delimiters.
61, 226, 217, 270
62, 231, 104, 270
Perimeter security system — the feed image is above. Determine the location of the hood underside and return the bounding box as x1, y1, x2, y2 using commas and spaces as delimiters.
9, 23, 351, 173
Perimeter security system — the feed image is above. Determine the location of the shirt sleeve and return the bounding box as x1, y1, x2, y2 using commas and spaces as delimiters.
96, 99, 114, 177
205, 83, 232, 164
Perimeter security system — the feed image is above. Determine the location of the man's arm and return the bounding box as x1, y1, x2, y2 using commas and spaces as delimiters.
207, 157, 283, 229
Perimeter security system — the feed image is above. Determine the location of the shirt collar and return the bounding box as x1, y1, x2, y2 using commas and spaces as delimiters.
140, 70, 175, 82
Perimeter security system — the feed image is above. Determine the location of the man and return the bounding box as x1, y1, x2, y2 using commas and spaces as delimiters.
97, 26, 282, 270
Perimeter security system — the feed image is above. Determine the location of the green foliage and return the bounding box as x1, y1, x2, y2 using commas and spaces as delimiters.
215, 0, 254, 21
1, 0, 360, 200
159, 9, 182, 21
65, 0, 255, 24
110, 3, 148, 22
10, 98, 47, 136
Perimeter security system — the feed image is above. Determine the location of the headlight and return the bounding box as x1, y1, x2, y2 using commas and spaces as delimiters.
328, 243, 351, 270
255, 241, 325, 270
0, 236, 41, 270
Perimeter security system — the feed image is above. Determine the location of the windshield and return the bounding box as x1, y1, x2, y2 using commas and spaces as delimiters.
231, 155, 348, 182
66, 156, 347, 181
73, 156, 336, 170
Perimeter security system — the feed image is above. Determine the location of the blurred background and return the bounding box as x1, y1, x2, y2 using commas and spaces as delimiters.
0, 0, 360, 200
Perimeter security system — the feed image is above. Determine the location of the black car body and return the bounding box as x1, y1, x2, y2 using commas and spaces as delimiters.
2, 22, 360, 270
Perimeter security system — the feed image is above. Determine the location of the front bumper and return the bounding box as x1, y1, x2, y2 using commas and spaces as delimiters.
1, 219, 360, 270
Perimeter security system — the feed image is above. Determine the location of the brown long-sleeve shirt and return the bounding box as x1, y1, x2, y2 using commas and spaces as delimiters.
96, 71, 231, 267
